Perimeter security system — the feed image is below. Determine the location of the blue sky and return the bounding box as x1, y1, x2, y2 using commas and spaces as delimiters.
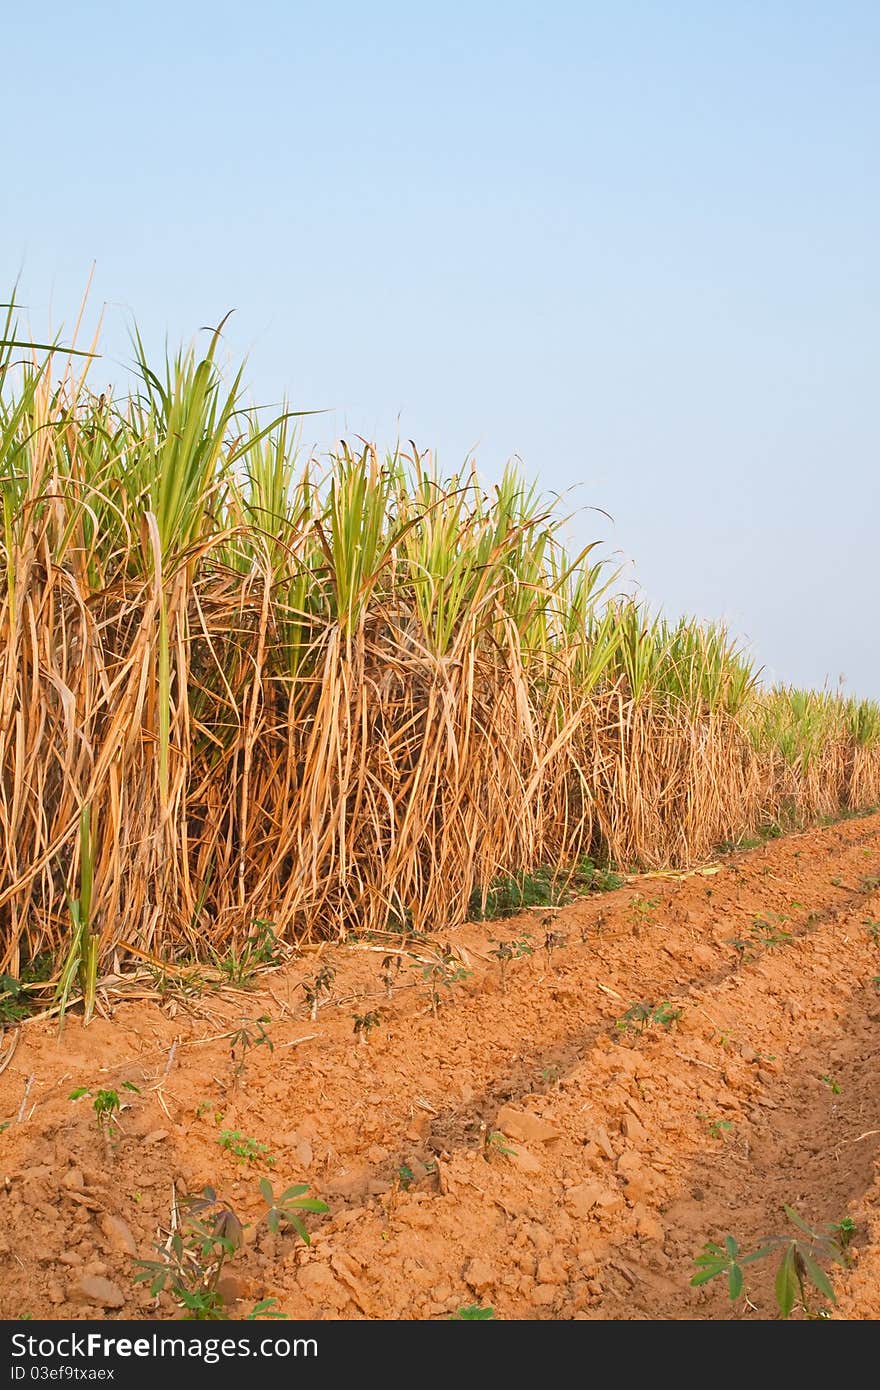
6, 2, 878, 694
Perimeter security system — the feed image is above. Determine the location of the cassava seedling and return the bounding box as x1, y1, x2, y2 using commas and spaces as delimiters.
820, 1074, 841, 1095
135, 1188, 242, 1320
628, 895, 659, 925
698, 1113, 733, 1138
379, 954, 403, 998
617, 1001, 682, 1034
652, 1002, 683, 1028
691, 1235, 763, 1301
229, 1015, 273, 1084
69, 1088, 126, 1155
543, 929, 568, 968
751, 915, 792, 949
69, 1085, 125, 1123
302, 964, 335, 1020
450, 1305, 495, 1319
135, 1180, 326, 1319
488, 935, 533, 992
482, 1128, 515, 1160
260, 1177, 328, 1241
93, 1089, 121, 1131
412, 948, 471, 1017
617, 1002, 652, 1032
691, 1205, 850, 1318
246, 1298, 287, 1320
726, 936, 754, 966
353, 1010, 382, 1044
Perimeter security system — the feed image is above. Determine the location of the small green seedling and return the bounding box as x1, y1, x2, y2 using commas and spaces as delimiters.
246, 1298, 287, 1320
217, 1130, 275, 1166
691, 1235, 764, 1301
450, 1305, 495, 1319
617, 1002, 651, 1032
819, 1074, 841, 1095
94, 1090, 121, 1130
831, 1217, 856, 1252
652, 1002, 683, 1028
483, 1129, 515, 1160
412, 948, 471, 1017
726, 936, 754, 965
63, 1088, 129, 1158
617, 1001, 682, 1034
379, 954, 403, 998
260, 1178, 328, 1242
229, 1016, 273, 1084
302, 965, 335, 1020
135, 1180, 326, 1320
691, 1206, 850, 1319
543, 929, 568, 967
397, 1164, 415, 1191
628, 895, 659, 925
353, 1010, 382, 1044
488, 935, 533, 992
751, 915, 792, 949
135, 1188, 243, 1320
708, 1118, 733, 1139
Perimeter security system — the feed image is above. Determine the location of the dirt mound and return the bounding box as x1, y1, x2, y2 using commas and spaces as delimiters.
2, 814, 879, 1320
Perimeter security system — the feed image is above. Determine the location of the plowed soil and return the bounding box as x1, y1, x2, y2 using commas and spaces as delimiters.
2, 814, 880, 1321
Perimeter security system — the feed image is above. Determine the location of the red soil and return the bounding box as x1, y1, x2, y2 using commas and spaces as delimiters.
2, 813, 879, 1320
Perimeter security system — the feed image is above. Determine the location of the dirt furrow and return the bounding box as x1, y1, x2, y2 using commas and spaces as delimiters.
0, 811, 878, 1319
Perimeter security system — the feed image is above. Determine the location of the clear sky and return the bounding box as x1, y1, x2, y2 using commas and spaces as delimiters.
5, 2, 878, 695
